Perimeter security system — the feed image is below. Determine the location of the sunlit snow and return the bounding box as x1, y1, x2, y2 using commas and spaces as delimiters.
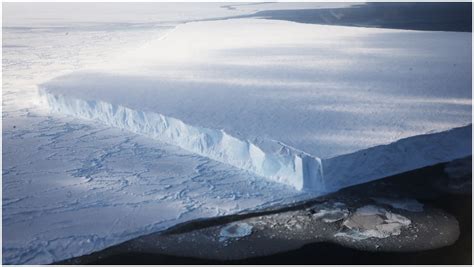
4, 3, 345, 264
41, 19, 471, 191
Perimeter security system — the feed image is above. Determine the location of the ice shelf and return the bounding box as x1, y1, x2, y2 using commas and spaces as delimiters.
40, 19, 472, 192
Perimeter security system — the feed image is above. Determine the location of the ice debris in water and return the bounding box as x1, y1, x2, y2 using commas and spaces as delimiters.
219, 222, 253, 242
371, 197, 424, 212
310, 201, 349, 223
335, 205, 411, 240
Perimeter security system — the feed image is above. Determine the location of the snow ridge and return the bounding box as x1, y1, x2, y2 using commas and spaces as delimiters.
39, 88, 324, 191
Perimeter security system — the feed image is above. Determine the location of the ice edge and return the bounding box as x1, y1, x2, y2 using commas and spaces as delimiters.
38, 87, 324, 191
39, 87, 471, 193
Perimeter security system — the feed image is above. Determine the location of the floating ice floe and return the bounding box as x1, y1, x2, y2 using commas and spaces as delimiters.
371, 197, 424, 212
335, 205, 411, 240
219, 222, 253, 242
310, 201, 350, 223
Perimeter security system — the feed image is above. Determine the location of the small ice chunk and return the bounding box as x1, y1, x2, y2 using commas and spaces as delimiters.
334, 231, 370, 241
336, 205, 411, 240
310, 201, 349, 223
372, 197, 424, 212
313, 208, 349, 223
219, 222, 253, 242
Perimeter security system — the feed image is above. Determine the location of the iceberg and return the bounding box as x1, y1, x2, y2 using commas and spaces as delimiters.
40, 19, 472, 193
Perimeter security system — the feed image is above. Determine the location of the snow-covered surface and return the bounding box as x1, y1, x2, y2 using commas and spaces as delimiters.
3, 2, 357, 28
336, 205, 411, 240
4, 4, 353, 264
2, 3, 472, 264
41, 19, 472, 191
3, 118, 312, 264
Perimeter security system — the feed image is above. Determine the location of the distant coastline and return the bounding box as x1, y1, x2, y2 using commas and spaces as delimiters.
227, 2, 472, 32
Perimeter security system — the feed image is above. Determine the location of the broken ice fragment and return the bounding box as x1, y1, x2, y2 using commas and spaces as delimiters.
219, 222, 253, 242
336, 205, 411, 240
310, 201, 349, 223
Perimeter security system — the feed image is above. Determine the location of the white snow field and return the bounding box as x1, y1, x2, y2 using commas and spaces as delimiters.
4, 3, 355, 264
41, 19, 472, 193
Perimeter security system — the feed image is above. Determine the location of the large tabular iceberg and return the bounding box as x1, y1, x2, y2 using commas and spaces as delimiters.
40, 19, 472, 193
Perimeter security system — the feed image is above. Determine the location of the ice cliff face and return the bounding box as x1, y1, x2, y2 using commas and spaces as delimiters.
39, 91, 324, 191
40, 19, 472, 192
38, 87, 471, 192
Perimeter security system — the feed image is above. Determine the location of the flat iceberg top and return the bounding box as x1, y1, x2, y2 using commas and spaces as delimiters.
41, 19, 471, 191
42, 19, 471, 160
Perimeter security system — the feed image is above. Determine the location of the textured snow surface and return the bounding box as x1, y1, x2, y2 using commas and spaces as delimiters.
3, 3, 472, 264
4, 5, 341, 264
41, 19, 472, 191
3, 2, 356, 28
3, 117, 310, 264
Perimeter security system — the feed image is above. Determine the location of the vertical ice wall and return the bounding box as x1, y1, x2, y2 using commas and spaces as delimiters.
40, 86, 472, 193
39, 89, 325, 191
322, 125, 472, 192
38, 88, 472, 193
